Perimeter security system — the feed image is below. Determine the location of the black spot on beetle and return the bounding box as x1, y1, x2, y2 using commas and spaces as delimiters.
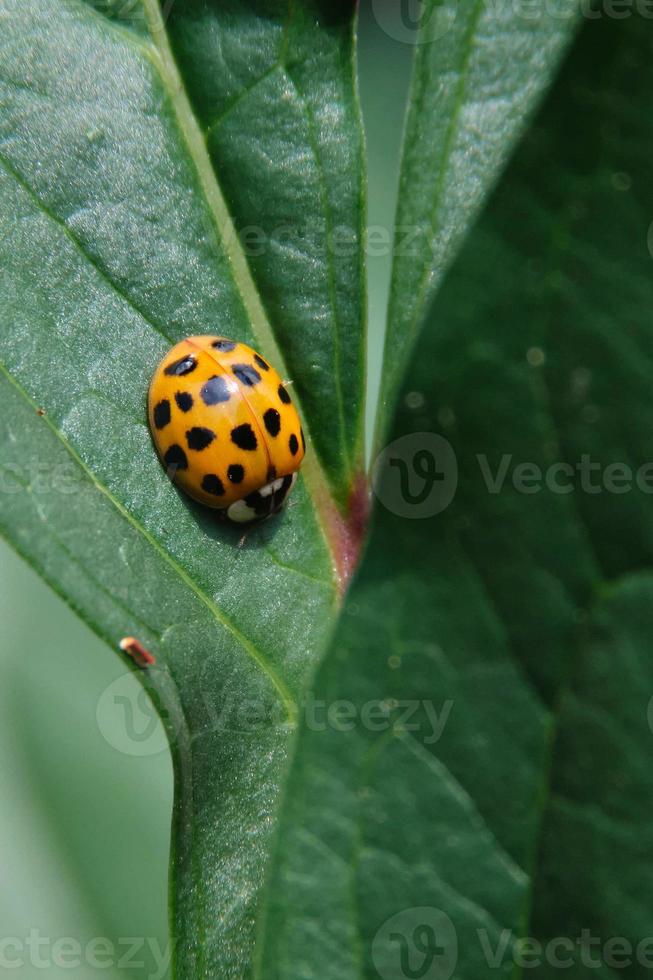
163, 444, 188, 471
201, 375, 231, 405
243, 488, 269, 517
232, 363, 261, 387
278, 383, 291, 404
227, 464, 245, 484
273, 474, 294, 510
186, 426, 216, 451
164, 354, 197, 376
231, 423, 258, 451
202, 474, 225, 496
241, 473, 293, 519
289, 433, 299, 456
263, 408, 281, 437
212, 338, 237, 352
175, 391, 193, 412
254, 353, 269, 371
153, 399, 171, 430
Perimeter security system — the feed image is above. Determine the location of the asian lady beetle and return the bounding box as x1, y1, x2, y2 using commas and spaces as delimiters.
148, 336, 305, 523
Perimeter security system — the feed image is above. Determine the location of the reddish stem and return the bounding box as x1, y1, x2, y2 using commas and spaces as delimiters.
322, 471, 371, 595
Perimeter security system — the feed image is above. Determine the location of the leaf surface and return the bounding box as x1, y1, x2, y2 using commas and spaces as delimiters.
0, 0, 364, 974
256, 14, 653, 978
165, 0, 368, 505
378, 0, 578, 435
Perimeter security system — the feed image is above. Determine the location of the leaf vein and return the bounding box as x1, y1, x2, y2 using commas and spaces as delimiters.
139, 0, 344, 559
0, 357, 297, 716
281, 64, 353, 476
204, 62, 282, 138
0, 149, 177, 349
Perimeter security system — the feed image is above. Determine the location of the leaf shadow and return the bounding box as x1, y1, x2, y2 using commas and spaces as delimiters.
176, 490, 288, 554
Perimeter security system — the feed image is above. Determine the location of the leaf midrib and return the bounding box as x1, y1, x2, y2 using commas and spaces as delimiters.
0, 358, 298, 720
388, 0, 485, 352
0, 144, 331, 600
139, 0, 347, 570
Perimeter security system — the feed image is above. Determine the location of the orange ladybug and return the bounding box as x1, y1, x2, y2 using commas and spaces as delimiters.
148, 337, 305, 522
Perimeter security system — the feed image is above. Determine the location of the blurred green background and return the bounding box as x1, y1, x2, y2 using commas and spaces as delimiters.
0, 5, 413, 976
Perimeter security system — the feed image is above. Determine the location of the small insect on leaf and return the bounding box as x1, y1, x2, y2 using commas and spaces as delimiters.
147, 336, 305, 523
119, 636, 156, 669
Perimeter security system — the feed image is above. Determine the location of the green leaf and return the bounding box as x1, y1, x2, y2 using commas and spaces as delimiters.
164, 1, 367, 506
255, 14, 653, 978
378, 0, 578, 436
0, 0, 363, 975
